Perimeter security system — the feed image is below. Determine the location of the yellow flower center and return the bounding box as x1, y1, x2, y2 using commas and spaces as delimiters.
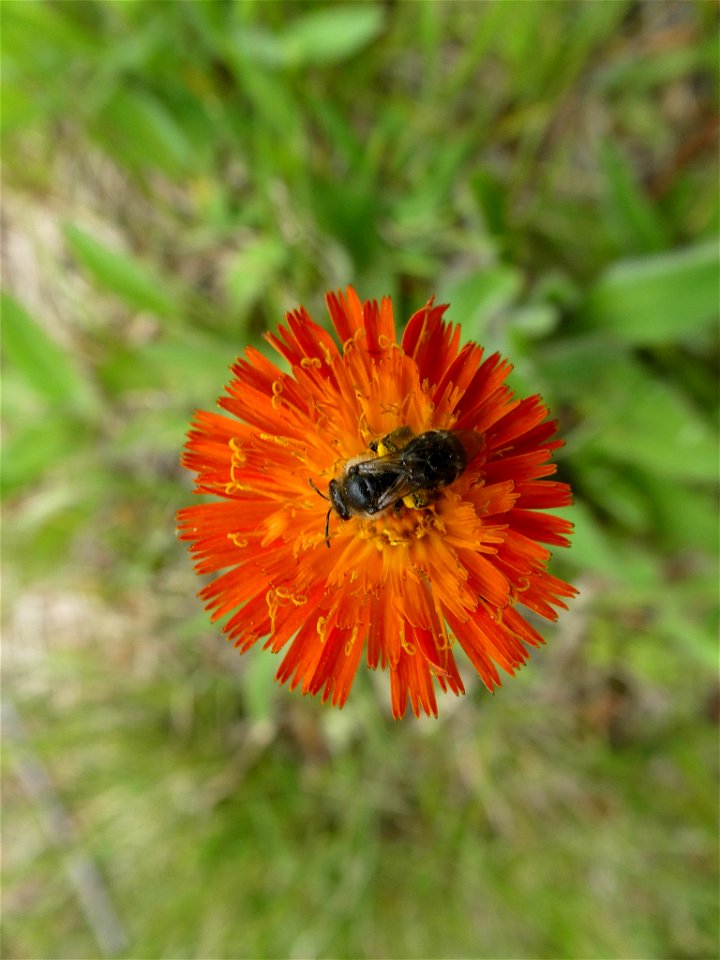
358, 501, 447, 549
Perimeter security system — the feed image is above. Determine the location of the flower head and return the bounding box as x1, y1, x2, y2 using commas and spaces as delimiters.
178, 287, 576, 718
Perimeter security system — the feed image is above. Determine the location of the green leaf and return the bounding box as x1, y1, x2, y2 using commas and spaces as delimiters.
99, 332, 236, 400
556, 500, 616, 577
656, 577, 720, 671
576, 457, 719, 556
582, 360, 718, 483
470, 168, 508, 239
440, 266, 523, 337
600, 140, 668, 253
642, 474, 719, 556
507, 303, 559, 339
599, 37, 717, 93
311, 174, 384, 271
242, 651, 280, 726
114, 407, 194, 459
1, 292, 97, 414
225, 238, 287, 314
224, 50, 303, 147
575, 460, 654, 534
580, 242, 719, 345
92, 88, 196, 178
232, 5, 384, 69
64, 224, 181, 319
533, 337, 619, 400
1, 0, 98, 63
555, 501, 660, 588
1, 418, 92, 496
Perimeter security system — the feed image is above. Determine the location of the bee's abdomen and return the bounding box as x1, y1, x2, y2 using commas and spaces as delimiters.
406, 431, 467, 488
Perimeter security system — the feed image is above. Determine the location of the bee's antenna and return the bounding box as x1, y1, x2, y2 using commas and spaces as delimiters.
308, 478, 328, 501
309, 478, 333, 547
324, 507, 332, 549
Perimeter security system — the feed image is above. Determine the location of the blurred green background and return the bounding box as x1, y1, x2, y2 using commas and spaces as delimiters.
2, 2, 718, 958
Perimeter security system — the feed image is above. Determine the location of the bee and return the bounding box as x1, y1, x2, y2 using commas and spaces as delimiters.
312, 427, 469, 547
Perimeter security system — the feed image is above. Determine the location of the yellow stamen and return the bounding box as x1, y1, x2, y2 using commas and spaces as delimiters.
271, 379, 284, 409
344, 624, 360, 656
260, 432, 292, 447
227, 533, 248, 548
229, 437, 247, 463
266, 589, 279, 633
400, 636, 417, 656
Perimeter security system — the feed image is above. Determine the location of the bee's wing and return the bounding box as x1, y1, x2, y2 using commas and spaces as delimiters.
352, 449, 409, 474
371, 472, 419, 512
353, 453, 418, 512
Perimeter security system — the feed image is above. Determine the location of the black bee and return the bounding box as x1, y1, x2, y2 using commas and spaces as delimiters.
312, 427, 469, 547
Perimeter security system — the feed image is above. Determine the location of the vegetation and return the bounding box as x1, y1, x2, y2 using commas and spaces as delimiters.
2, 2, 718, 958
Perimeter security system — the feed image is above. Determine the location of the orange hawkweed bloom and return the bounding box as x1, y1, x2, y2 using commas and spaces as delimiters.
178, 287, 576, 719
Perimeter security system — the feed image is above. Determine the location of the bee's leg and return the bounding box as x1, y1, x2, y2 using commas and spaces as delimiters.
403, 489, 431, 510
376, 425, 414, 456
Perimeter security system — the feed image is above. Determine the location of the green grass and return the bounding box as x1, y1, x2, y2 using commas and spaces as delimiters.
2, 1, 718, 958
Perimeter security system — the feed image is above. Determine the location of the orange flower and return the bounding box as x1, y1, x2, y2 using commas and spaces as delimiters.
177, 287, 576, 719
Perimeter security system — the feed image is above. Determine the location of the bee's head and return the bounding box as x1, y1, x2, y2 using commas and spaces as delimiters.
328, 478, 351, 521
330, 470, 381, 520
314, 467, 380, 549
